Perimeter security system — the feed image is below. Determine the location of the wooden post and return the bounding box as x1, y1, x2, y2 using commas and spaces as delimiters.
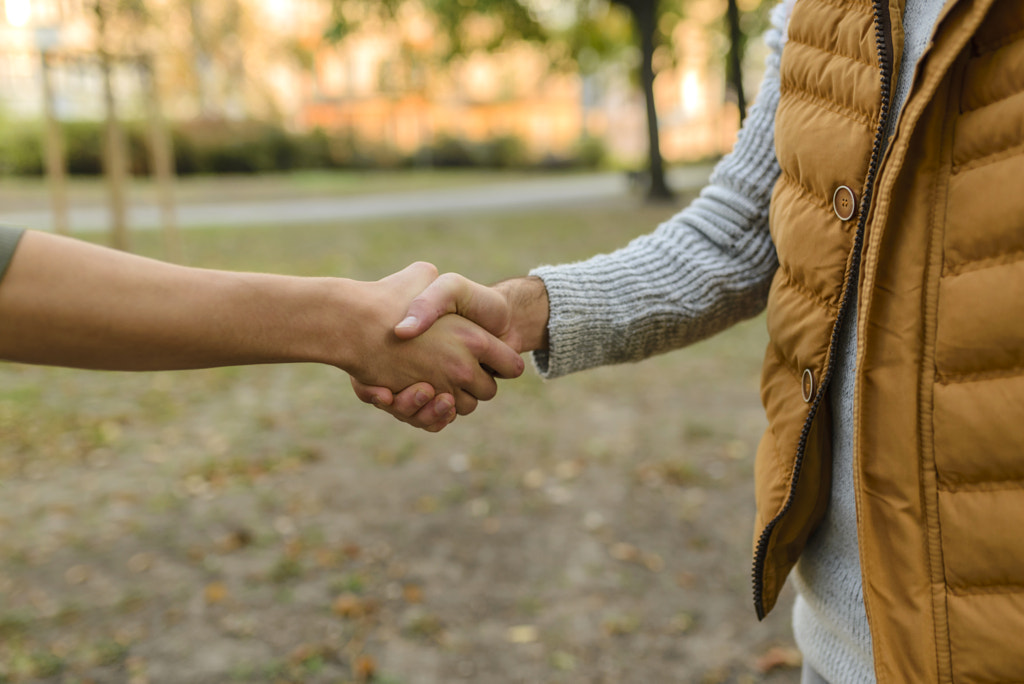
95, 1, 130, 251
40, 49, 70, 235
140, 54, 181, 263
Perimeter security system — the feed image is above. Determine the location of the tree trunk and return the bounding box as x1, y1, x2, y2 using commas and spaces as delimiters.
632, 1, 672, 201
188, 0, 214, 117
141, 54, 182, 263
726, 0, 747, 123
95, 1, 130, 251
40, 50, 69, 235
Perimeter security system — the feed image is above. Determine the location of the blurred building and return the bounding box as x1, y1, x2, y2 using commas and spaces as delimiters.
0, 0, 757, 166
0, 0, 112, 120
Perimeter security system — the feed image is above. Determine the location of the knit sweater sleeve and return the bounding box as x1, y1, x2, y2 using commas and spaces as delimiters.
529, 1, 792, 379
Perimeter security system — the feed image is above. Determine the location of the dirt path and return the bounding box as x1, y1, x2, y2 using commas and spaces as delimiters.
0, 168, 713, 233
0, 320, 800, 684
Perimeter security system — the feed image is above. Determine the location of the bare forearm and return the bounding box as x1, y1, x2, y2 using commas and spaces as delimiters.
0, 231, 354, 371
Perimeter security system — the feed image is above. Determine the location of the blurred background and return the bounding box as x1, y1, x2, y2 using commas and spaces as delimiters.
0, 0, 802, 682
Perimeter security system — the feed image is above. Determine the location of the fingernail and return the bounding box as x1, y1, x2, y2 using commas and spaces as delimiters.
396, 315, 419, 330
435, 399, 454, 416
370, 396, 383, 408
414, 390, 430, 407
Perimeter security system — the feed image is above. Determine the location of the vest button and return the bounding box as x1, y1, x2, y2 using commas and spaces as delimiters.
833, 185, 856, 221
801, 368, 814, 403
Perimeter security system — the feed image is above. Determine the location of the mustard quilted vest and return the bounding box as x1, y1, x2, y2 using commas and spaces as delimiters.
752, 0, 1024, 679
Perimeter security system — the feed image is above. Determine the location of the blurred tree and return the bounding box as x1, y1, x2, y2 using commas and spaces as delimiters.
327, 0, 688, 201
725, 0, 746, 123
88, 0, 181, 255
325, 0, 768, 200
92, 0, 142, 250
606, 0, 673, 199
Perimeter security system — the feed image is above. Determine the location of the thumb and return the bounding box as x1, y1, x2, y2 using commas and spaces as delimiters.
378, 261, 439, 296
395, 272, 511, 340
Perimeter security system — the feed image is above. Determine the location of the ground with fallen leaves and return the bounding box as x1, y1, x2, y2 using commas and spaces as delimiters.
0, 179, 802, 683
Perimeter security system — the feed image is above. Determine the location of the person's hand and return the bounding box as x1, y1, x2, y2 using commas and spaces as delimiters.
350, 272, 521, 431
353, 272, 549, 432
394, 272, 522, 349
343, 263, 524, 418
349, 378, 460, 433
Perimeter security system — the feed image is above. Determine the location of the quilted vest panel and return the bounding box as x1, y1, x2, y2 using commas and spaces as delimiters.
754, 0, 1024, 679
752, 0, 885, 617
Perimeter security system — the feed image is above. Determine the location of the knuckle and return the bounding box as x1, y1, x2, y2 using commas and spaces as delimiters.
456, 395, 478, 416
436, 272, 460, 287
394, 400, 421, 419
413, 261, 439, 279
477, 379, 498, 402
452, 366, 475, 387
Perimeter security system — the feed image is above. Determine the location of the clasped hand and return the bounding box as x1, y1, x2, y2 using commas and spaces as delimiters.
349, 262, 523, 432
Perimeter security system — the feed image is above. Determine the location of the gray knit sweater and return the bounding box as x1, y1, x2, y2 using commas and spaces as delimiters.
531, 1, 944, 681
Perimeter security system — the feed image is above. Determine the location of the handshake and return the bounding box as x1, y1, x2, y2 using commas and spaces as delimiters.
344, 262, 549, 433
0, 231, 547, 432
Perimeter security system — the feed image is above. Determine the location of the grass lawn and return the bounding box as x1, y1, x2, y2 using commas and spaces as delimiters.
0, 196, 799, 683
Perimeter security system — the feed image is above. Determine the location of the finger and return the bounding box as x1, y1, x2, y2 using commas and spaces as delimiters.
475, 335, 525, 380
390, 383, 440, 419
404, 395, 457, 431
395, 273, 510, 340
424, 411, 457, 433
453, 389, 481, 416
379, 261, 439, 301
350, 376, 394, 408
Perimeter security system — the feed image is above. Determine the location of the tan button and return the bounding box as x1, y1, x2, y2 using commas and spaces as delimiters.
833, 185, 856, 222
801, 368, 814, 403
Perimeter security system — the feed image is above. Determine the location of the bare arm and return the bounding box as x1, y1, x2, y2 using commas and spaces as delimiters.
0, 231, 523, 412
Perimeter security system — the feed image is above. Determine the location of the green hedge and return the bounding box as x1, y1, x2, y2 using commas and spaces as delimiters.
0, 120, 607, 176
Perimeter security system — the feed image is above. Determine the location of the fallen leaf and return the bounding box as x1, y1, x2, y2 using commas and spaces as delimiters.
64, 565, 90, 585
127, 553, 154, 574
642, 552, 665, 573
609, 542, 639, 562
555, 459, 583, 480
332, 593, 364, 619
289, 643, 324, 665
506, 625, 538, 644
353, 654, 376, 681
603, 614, 640, 636
522, 469, 545, 489
551, 650, 576, 671
219, 528, 253, 553
204, 582, 228, 605
755, 645, 803, 673
669, 612, 695, 634
675, 571, 697, 588
402, 584, 424, 604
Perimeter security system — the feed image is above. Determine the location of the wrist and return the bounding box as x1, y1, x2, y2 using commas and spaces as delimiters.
299, 276, 378, 372
494, 276, 549, 352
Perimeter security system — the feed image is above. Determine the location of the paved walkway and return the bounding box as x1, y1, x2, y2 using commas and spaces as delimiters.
0, 167, 713, 233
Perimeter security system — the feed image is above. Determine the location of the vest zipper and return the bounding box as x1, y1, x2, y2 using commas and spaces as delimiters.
751, 0, 896, 620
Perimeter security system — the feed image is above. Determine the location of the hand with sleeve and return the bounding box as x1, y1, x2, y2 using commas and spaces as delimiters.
351, 272, 550, 431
